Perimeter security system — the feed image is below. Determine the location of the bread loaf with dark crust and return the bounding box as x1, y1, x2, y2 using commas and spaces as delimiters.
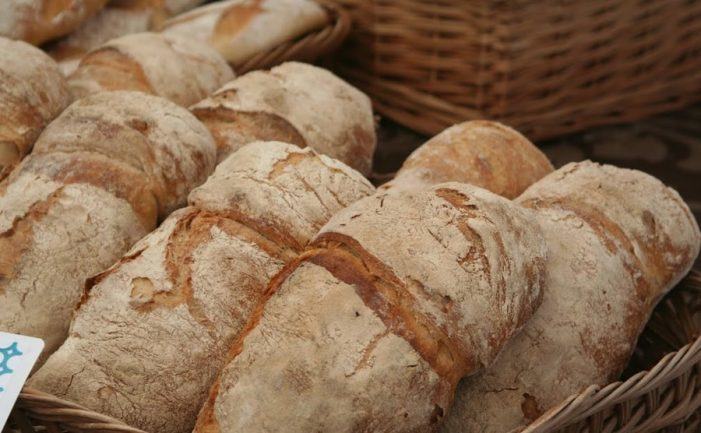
68, 32, 234, 106
191, 62, 376, 175
0, 37, 72, 180
161, 0, 328, 65
442, 161, 701, 433
29, 141, 374, 433
0, 0, 109, 45
192, 182, 547, 433
0, 91, 216, 360
382, 121, 553, 198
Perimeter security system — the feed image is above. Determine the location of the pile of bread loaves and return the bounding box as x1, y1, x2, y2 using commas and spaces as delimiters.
1, 2, 700, 433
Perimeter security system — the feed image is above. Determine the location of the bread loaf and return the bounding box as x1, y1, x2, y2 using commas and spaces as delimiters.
443, 161, 701, 433
0, 91, 216, 360
383, 121, 553, 198
47, 0, 206, 75
0, 0, 108, 45
191, 62, 376, 175
191, 182, 547, 433
0, 37, 71, 180
161, 0, 328, 66
68, 32, 234, 106
30, 141, 374, 433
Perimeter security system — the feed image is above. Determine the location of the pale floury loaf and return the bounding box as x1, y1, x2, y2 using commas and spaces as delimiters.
382, 121, 554, 198
47, 0, 206, 75
30, 141, 375, 433
0, 37, 72, 180
0, 91, 216, 360
161, 0, 328, 65
0, 0, 108, 45
442, 161, 701, 433
193, 182, 548, 433
191, 62, 376, 175
68, 32, 234, 106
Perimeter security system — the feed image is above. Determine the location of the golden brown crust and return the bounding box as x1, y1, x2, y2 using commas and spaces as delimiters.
68, 32, 234, 106
191, 62, 376, 174
0, 0, 109, 45
30, 141, 374, 433
383, 121, 553, 198
0, 37, 71, 180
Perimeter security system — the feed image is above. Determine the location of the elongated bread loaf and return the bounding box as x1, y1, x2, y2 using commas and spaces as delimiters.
47, 0, 206, 75
383, 121, 554, 198
191, 62, 376, 175
0, 0, 108, 45
443, 161, 701, 433
68, 32, 234, 106
0, 37, 71, 180
161, 0, 328, 66
0, 91, 216, 360
30, 141, 374, 433
192, 182, 547, 433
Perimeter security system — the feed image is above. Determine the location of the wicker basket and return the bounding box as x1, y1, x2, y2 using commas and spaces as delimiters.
4, 266, 700, 433
233, 2, 350, 74
328, 0, 701, 140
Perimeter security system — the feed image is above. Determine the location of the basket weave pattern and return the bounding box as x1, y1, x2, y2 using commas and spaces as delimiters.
4, 268, 700, 433
235, 3, 350, 74
330, 0, 701, 140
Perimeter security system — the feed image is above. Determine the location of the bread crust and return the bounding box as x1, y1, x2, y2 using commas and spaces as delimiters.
161, 0, 328, 65
0, 91, 216, 360
191, 62, 376, 175
442, 161, 701, 433
382, 121, 553, 198
68, 32, 234, 106
0, 37, 71, 180
194, 183, 547, 433
29, 141, 374, 433
0, 0, 109, 45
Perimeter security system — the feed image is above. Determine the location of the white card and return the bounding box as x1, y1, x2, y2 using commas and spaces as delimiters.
0, 332, 44, 430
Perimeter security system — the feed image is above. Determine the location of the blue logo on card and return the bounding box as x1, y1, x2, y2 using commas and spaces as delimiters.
0, 342, 22, 392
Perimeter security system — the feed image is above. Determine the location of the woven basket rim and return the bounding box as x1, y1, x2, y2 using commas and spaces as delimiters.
233, 2, 350, 74
10, 268, 701, 433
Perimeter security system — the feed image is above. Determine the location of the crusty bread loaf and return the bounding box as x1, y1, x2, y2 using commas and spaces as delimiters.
382, 121, 554, 198
443, 161, 701, 433
161, 0, 328, 66
30, 141, 374, 433
0, 37, 71, 180
192, 182, 547, 433
47, 0, 206, 75
0, 91, 216, 360
68, 32, 234, 106
191, 62, 376, 175
0, 0, 108, 45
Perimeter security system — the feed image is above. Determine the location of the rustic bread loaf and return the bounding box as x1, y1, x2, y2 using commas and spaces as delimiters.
0, 0, 108, 45
47, 0, 206, 75
443, 161, 701, 433
161, 0, 328, 66
191, 61, 376, 175
68, 32, 234, 106
0, 37, 71, 180
30, 141, 374, 433
0, 91, 216, 360
383, 121, 554, 198
192, 182, 547, 433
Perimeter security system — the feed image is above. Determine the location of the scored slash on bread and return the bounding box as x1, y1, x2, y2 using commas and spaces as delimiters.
191, 62, 376, 175
29, 141, 375, 433
0, 37, 72, 181
68, 32, 235, 107
0, 91, 217, 362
